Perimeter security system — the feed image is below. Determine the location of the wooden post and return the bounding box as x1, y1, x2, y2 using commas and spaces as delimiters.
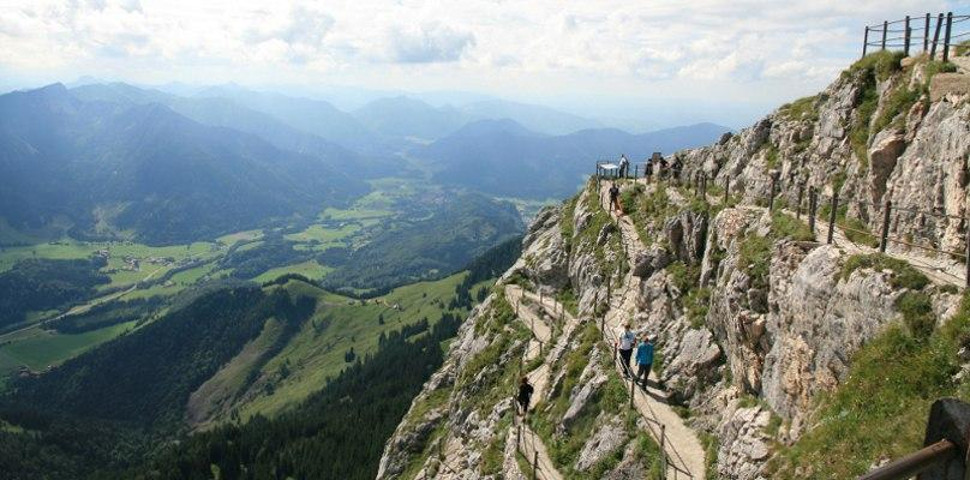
607, 275, 612, 300
931, 13, 944, 59
965, 223, 970, 289
808, 188, 817, 235
924, 13, 931, 52
862, 26, 869, 58
701, 173, 707, 199
796, 182, 805, 219
660, 424, 667, 478
943, 12, 953, 63
532, 451, 538, 480
769, 174, 778, 212
904, 16, 911, 57
880, 199, 892, 253
827, 192, 839, 245
881, 21, 888, 50
629, 376, 635, 409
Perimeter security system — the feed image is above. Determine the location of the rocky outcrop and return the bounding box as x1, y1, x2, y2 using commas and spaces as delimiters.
381, 50, 970, 480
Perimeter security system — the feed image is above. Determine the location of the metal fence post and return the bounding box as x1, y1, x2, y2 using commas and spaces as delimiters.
809, 187, 817, 235
880, 199, 892, 253
796, 182, 805, 219
607, 275, 612, 301
931, 13, 944, 59
904, 16, 911, 56
701, 174, 707, 199
881, 20, 888, 50
827, 192, 839, 245
634, 164, 639, 180
724, 178, 730, 204
863, 26, 870, 58
924, 13, 931, 52
943, 12, 953, 63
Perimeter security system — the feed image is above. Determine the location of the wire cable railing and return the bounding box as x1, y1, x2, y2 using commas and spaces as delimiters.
679, 169, 970, 288
863, 11, 970, 62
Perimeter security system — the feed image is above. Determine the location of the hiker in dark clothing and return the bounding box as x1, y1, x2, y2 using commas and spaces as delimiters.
671, 156, 684, 181
644, 158, 654, 183
618, 155, 630, 178
636, 336, 655, 387
608, 182, 622, 214
617, 323, 636, 377
517, 376, 534, 414
658, 156, 669, 180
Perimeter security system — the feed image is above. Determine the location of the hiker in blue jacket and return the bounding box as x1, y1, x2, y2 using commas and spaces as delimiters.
635, 336, 654, 387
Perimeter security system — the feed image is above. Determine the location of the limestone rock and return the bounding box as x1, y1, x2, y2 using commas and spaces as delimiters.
575, 415, 628, 471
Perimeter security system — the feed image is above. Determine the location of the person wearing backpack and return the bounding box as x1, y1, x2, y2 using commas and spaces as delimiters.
636, 336, 655, 387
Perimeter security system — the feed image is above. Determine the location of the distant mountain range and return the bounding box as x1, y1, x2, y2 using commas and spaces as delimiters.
0, 81, 730, 243
0, 84, 367, 244
423, 119, 731, 198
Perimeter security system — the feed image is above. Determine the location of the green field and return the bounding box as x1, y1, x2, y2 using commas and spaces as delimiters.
284, 223, 360, 246
0, 321, 135, 374
253, 260, 333, 284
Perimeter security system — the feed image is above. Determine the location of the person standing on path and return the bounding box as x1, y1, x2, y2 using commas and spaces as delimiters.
517, 376, 534, 415
617, 323, 636, 377
608, 182, 622, 214
618, 154, 630, 178
636, 336, 654, 387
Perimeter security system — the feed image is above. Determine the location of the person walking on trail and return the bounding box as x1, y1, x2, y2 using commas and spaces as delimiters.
618, 154, 630, 178
608, 182, 622, 214
636, 336, 655, 387
644, 158, 654, 183
517, 376, 534, 415
671, 156, 684, 182
617, 324, 636, 377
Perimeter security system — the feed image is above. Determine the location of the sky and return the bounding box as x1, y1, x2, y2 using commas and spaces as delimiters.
0, 0, 963, 130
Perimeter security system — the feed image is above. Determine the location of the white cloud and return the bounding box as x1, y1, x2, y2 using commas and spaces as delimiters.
385, 22, 475, 63
0, 0, 962, 122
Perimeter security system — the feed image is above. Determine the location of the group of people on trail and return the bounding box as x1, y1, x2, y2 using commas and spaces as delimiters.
606, 152, 687, 216
516, 323, 656, 416
617, 323, 654, 387
609, 152, 684, 183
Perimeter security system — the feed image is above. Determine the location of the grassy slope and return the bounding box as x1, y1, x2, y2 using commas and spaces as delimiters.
235, 272, 482, 421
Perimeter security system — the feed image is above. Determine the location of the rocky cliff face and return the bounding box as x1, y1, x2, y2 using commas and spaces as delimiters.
378, 50, 970, 479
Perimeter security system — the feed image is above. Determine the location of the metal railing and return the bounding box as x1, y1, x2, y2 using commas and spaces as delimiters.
857, 398, 970, 480
863, 12, 970, 62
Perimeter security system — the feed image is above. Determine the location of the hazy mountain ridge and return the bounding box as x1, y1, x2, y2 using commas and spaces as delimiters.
0, 84, 367, 244
425, 119, 731, 198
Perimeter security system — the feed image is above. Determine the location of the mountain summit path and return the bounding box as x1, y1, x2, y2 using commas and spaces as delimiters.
599, 179, 708, 479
